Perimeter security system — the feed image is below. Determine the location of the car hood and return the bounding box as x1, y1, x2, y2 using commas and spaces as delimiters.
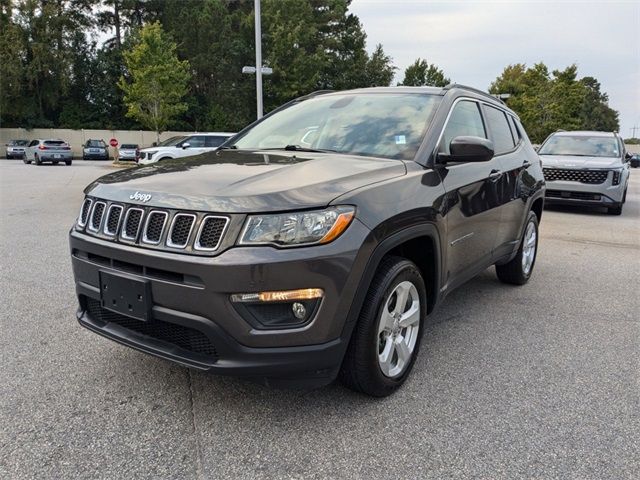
85, 149, 406, 212
540, 155, 622, 169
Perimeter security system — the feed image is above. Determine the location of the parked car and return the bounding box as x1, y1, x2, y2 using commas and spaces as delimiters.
137, 132, 234, 165
24, 139, 72, 165
118, 144, 139, 162
70, 85, 545, 396
539, 130, 630, 215
82, 139, 110, 160
630, 154, 640, 168
5, 139, 29, 159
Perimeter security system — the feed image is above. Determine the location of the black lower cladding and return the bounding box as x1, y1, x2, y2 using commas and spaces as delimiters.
84, 297, 218, 358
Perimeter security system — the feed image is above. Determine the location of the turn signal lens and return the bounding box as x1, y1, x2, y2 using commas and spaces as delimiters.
230, 288, 324, 303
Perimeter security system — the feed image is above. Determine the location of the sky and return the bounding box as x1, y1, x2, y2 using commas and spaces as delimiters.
349, 0, 640, 138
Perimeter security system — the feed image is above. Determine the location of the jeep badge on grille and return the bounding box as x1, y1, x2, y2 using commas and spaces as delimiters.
129, 191, 152, 202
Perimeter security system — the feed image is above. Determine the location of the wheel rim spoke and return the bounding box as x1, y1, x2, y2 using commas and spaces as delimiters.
393, 283, 410, 315
378, 338, 394, 376
394, 335, 411, 364
399, 303, 420, 328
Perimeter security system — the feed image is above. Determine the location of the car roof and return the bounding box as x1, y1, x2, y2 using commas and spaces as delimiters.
552, 131, 617, 137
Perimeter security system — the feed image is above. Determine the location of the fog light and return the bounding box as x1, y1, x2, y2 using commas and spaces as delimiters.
292, 302, 306, 319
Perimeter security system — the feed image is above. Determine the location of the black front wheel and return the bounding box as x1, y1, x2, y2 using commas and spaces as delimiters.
34, 154, 42, 165
496, 211, 539, 285
340, 256, 426, 397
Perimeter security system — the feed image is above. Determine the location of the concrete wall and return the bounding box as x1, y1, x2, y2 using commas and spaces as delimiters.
1, 128, 196, 158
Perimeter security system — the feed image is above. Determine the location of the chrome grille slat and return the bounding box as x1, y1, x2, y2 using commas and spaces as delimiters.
195, 216, 229, 251
142, 211, 168, 244
78, 198, 93, 227
167, 213, 196, 249
103, 205, 123, 236
121, 207, 144, 241
88, 201, 106, 232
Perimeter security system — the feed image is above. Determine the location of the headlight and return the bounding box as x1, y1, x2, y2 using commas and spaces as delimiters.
239, 206, 355, 247
145, 151, 157, 159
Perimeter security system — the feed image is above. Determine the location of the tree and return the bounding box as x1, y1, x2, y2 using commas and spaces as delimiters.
400, 58, 450, 87
118, 22, 190, 142
363, 44, 395, 87
489, 63, 620, 143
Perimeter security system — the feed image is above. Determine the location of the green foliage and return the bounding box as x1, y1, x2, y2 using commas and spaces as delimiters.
118, 22, 191, 139
400, 58, 450, 87
489, 63, 619, 143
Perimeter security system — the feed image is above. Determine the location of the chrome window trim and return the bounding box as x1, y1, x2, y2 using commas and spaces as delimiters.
77, 198, 93, 228
166, 213, 197, 249
194, 215, 229, 251
120, 207, 145, 241
87, 201, 106, 232
141, 210, 168, 245
103, 204, 124, 237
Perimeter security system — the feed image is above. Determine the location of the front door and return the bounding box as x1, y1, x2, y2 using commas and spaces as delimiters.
437, 99, 503, 287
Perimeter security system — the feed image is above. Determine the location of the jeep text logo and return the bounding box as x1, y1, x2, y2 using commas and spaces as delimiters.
129, 191, 152, 202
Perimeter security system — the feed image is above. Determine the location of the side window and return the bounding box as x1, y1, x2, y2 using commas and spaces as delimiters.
186, 136, 206, 148
440, 100, 486, 154
508, 115, 522, 144
205, 136, 226, 148
484, 105, 515, 154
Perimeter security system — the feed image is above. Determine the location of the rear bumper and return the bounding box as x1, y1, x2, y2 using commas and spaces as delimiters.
38, 152, 73, 161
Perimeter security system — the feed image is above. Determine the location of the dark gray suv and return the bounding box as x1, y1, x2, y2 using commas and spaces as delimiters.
70, 85, 545, 396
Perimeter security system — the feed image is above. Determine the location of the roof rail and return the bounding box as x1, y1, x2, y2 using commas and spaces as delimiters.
443, 83, 506, 104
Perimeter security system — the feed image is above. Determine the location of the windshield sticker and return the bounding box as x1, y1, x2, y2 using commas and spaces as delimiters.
395, 135, 406, 145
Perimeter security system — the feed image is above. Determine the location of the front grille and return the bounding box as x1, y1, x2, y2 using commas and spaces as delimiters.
143, 211, 167, 244
546, 190, 601, 201
168, 214, 195, 248
104, 205, 123, 236
89, 202, 106, 231
85, 298, 217, 358
79, 198, 93, 227
195, 216, 228, 250
543, 168, 608, 184
79, 197, 230, 255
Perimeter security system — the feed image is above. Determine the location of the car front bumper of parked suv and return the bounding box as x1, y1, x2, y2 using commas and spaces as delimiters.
543, 167, 625, 207
69, 215, 373, 388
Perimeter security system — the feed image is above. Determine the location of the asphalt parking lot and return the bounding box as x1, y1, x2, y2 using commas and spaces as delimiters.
1, 159, 638, 479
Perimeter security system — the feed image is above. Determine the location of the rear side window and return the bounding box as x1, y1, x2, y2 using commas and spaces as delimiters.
205, 136, 227, 148
440, 100, 486, 154
484, 106, 515, 154
185, 136, 206, 147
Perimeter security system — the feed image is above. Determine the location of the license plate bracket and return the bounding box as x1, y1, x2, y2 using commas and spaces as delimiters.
99, 270, 152, 321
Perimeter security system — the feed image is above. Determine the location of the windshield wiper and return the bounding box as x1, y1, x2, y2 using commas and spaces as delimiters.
279, 145, 338, 153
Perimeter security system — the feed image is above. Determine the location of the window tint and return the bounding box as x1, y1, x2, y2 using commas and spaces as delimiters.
538, 135, 620, 158
205, 136, 227, 148
44, 140, 65, 146
440, 100, 486, 154
120, 144, 138, 149
508, 116, 521, 143
484, 106, 515, 154
185, 136, 206, 147
86, 140, 105, 148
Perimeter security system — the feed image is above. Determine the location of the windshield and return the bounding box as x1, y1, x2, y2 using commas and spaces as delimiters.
230, 93, 442, 160
11, 140, 28, 146
157, 136, 187, 147
539, 135, 620, 158
87, 140, 106, 148
121, 144, 138, 149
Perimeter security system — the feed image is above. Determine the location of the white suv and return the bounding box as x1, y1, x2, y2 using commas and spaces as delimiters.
138, 132, 234, 165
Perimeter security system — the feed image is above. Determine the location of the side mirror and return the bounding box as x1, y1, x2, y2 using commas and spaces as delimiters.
533, 145, 540, 152
182, 142, 191, 149
151, 142, 157, 147
439, 136, 494, 163
625, 152, 632, 160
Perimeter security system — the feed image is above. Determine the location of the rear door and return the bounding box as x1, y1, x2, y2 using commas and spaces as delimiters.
482, 105, 530, 252
437, 99, 503, 286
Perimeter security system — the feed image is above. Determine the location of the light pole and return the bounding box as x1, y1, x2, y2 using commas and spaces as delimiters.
242, 0, 272, 119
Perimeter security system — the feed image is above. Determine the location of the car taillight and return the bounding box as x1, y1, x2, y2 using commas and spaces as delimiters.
38, 145, 48, 150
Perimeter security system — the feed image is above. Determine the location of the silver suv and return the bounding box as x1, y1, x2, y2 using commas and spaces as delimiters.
539, 131, 631, 215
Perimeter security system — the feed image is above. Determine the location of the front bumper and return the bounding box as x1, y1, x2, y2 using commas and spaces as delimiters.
83, 151, 109, 159
6, 149, 25, 158
70, 219, 373, 386
544, 175, 625, 207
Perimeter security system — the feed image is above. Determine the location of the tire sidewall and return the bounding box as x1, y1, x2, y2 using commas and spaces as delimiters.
520, 212, 539, 281
368, 261, 427, 390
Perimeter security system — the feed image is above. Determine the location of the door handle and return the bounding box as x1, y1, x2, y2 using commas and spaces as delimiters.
488, 169, 502, 181
522, 160, 531, 168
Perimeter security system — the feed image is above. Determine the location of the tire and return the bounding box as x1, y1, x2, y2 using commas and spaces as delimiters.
340, 256, 426, 397
34, 154, 42, 165
496, 211, 539, 285
65, 160, 72, 166
23, 159, 31, 164
53, 161, 59, 165
607, 204, 622, 215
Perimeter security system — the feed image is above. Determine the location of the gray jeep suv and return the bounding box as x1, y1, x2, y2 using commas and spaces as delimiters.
539, 131, 631, 215
70, 85, 545, 396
